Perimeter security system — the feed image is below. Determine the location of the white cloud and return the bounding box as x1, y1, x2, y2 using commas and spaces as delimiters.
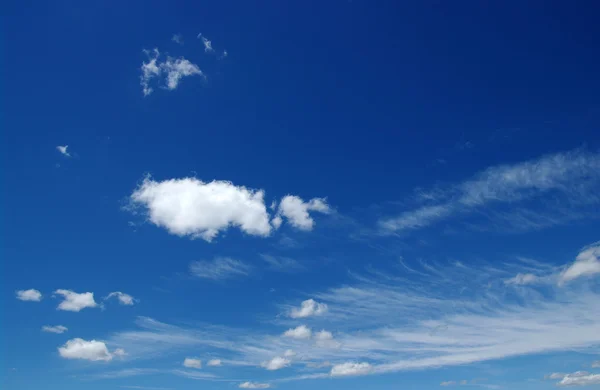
130, 177, 272, 241
548, 373, 568, 380
162, 57, 202, 90
441, 381, 457, 386
283, 349, 296, 358
275, 196, 330, 230
330, 362, 372, 377
207, 359, 222, 367
140, 49, 161, 96
172, 34, 183, 45
559, 244, 600, 285
592, 361, 600, 368
555, 371, 600, 387
56, 145, 70, 157
42, 325, 68, 334
289, 299, 328, 318
16, 289, 42, 302
105, 291, 136, 305
314, 330, 333, 341
260, 254, 303, 272
190, 257, 251, 280
183, 358, 202, 369
261, 356, 290, 370
58, 338, 116, 361
200, 36, 213, 52
283, 325, 312, 340
54, 289, 98, 312
140, 49, 202, 96
380, 150, 600, 233
239, 382, 270, 389
504, 273, 539, 285
113, 348, 127, 358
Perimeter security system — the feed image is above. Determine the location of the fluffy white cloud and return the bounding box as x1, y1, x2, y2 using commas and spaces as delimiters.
183, 358, 202, 369
275, 196, 330, 230
105, 291, 136, 305
283, 325, 312, 340
16, 289, 42, 302
190, 257, 251, 280
42, 325, 68, 334
555, 371, 600, 387
330, 362, 372, 377
261, 356, 290, 370
314, 330, 339, 348
207, 359, 222, 367
239, 382, 270, 389
58, 338, 117, 361
559, 244, 600, 285
130, 177, 272, 241
140, 49, 202, 96
113, 348, 127, 358
289, 299, 328, 318
54, 289, 98, 312
56, 145, 70, 157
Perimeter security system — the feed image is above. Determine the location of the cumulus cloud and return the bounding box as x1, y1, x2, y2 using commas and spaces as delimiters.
56, 145, 70, 157
380, 149, 600, 233
140, 49, 202, 96
283, 325, 312, 340
54, 289, 98, 312
130, 177, 272, 241
330, 362, 372, 377
42, 325, 68, 334
275, 196, 330, 230
239, 382, 270, 389
207, 359, 222, 367
289, 299, 328, 318
261, 356, 290, 370
559, 244, 600, 285
105, 291, 136, 305
16, 289, 42, 302
58, 338, 118, 361
190, 257, 251, 280
183, 358, 202, 369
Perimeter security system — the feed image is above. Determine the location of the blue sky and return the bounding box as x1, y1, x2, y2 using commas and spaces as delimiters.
2, 1, 600, 389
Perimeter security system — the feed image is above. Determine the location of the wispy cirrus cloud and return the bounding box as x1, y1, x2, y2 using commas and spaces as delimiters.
379, 149, 600, 234
94, 243, 600, 384
190, 257, 251, 280
140, 49, 203, 96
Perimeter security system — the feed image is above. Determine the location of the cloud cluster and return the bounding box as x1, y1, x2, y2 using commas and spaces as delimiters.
16, 289, 42, 302
54, 289, 98, 312
261, 356, 290, 370
140, 49, 203, 96
330, 362, 372, 377
283, 325, 312, 340
129, 177, 330, 241
58, 338, 123, 362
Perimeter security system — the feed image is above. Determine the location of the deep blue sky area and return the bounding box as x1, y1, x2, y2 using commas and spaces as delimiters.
2, 2, 600, 390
